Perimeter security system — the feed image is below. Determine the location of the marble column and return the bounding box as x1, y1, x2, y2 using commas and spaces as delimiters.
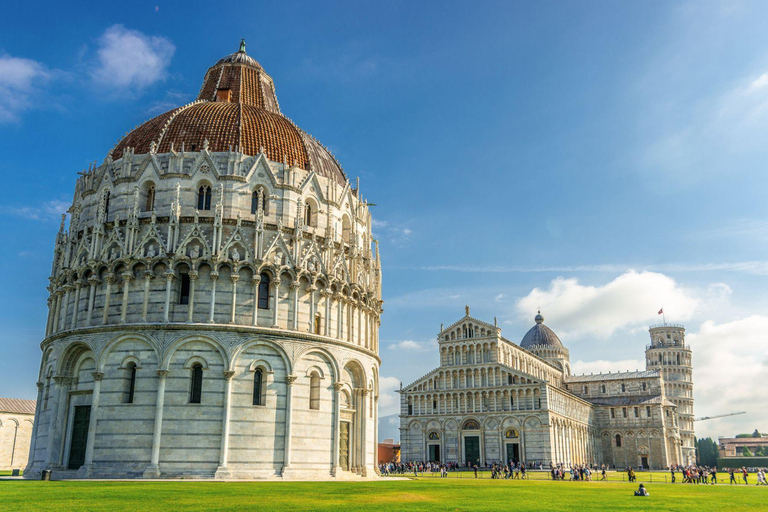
71, 281, 84, 329
102, 274, 115, 325
86, 277, 99, 326
208, 271, 219, 323
230, 274, 239, 323
45, 376, 69, 468
281, 375, 297, 477
78, 371, 104, 477
290, 281, 300, 330
25, 382, 45, 471
271, 279, 281, 328
251, 276, 261, 326
163, 272, 175, 322
215, 370, 235, 478
187, 271, 198, 322
331, 382, 343, 476
120, 272, 134, 323
144, 369, 168, 478
141, 271, 152, 322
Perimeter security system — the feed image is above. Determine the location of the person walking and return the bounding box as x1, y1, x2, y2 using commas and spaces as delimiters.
729, 468, 736, 485
742, 467, 748, 485
670, 467, 676, 483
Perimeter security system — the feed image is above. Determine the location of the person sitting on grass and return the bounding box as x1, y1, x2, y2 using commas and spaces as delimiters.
634, 484, 649, 497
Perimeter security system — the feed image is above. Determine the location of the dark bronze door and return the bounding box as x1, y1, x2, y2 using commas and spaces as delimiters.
68, 406, 91, 470
339, 422, 350, 470
464, 436, 480, 466
506, 443, 520, 464
428, 444, 440, 462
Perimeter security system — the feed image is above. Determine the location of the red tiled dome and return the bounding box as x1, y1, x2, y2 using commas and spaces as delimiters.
112, 44, 346, 185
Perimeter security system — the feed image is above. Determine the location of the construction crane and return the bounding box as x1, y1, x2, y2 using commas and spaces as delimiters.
694, 412, 746, 422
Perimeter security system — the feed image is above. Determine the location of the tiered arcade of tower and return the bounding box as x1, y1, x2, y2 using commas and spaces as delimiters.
645, 324, 694, 465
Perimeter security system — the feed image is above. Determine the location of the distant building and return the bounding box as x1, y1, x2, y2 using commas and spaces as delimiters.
399, 309, 694, 469
719, 435, 768, 458
0, 398, 36, 471
378, 439, 400, 464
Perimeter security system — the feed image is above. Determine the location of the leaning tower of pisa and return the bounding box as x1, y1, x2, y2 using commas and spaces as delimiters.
645, 323, 695, 465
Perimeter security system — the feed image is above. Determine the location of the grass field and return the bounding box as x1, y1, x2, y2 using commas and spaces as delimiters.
0, 477, 765, 511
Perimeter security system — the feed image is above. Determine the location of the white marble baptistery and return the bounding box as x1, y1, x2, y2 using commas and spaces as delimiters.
24, 42, 383, 480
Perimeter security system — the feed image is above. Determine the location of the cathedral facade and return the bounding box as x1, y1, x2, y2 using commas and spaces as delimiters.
25, 42, 382, 479
399, 310, 694, 469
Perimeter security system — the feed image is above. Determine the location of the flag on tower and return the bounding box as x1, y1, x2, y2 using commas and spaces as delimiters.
658, 308, 663, 315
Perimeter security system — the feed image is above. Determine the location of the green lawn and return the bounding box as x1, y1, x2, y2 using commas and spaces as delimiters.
0, 478, 765, 512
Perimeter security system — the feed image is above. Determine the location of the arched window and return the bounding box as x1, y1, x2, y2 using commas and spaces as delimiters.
615, 434, 622, 447
314, 314, 322, 334
251, 188, 269, 215
179, 272, 190, 304
253, 368, 264, 406
258, 272, 271, 310
103, 190, 111, 218
124, 362, 137, 404
197, 185, 212, 211
309, 372, 320, 410
676, 353, 680, 365
304, 201, 312, 227
145, 186, 155, 211
189, 363, 203, 403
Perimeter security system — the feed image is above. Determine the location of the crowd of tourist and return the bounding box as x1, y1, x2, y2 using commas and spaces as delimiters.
378, 460, 768, 487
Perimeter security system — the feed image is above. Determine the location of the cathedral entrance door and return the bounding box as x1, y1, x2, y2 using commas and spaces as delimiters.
464, 436, 480, 466
68, 405, 91, 470
339, 421, 350, 471
641, 456, 648, 470
506, 443, 520, 465
428, 444, 440, 462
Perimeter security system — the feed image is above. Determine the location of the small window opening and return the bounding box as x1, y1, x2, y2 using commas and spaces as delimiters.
189, 363, 203, 404
179, 272, 190, 304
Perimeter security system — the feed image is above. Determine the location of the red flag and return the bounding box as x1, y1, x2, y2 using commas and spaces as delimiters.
658, 308, 663, 315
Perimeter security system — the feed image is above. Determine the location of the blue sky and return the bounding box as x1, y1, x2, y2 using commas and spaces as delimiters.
2, 0, 768, 440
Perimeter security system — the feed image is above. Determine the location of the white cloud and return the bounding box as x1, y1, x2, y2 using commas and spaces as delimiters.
371, 218, 413, 246
515, 270, 699, 338
2, 199, 70, 222
0, 54, 52, 122
750, 73, 768, 90
388, 340, 433, 352
90, 24, 175, 91
378, 375, 402, 416
688, 315, 768, 439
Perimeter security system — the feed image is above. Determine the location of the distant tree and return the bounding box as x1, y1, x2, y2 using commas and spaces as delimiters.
743, 447, 753, 457
736, 433, 752, 438
755, 446, 765, 457
696, 437, 719, 466
752, 429, 762, 438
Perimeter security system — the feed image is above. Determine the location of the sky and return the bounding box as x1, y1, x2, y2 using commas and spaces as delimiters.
2, 0, 768, 442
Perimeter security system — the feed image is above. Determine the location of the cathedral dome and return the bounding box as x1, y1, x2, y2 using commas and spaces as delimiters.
520, 312, 563, 349
111, 41, 346, 185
